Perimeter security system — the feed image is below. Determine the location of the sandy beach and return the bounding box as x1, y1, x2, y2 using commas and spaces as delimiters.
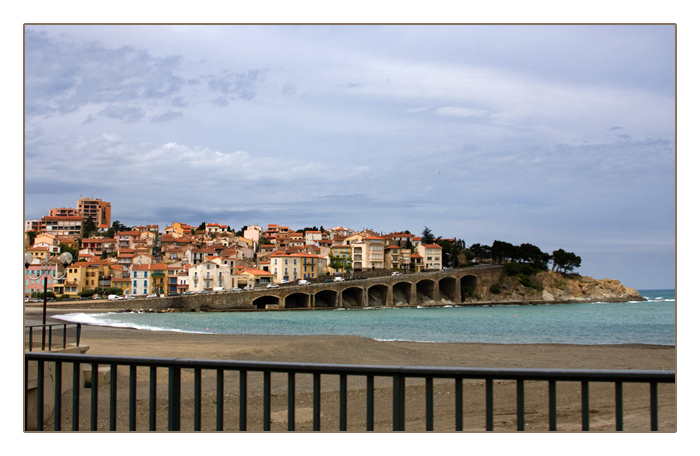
26, 307, 677, 432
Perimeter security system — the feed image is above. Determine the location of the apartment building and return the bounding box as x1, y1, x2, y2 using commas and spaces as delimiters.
418, 244, 443, 270
351, 236, 385, 271
77, 197, 111, 227
188, 258, 231, 292
384, 245, 412, 271
39, 215, 83, 238
270, 252, 325, 282
243, 225, 263, 243
50, 207, 81, 218
131, 263, 167, 296
330, 244, 352, 271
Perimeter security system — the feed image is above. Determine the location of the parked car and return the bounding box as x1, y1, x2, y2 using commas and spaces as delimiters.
267, 283, 280, 288
167, 293, 179, 297
232, 287, 242, 292
244, 285, 254, 291
280, 279, 289, 284
183, 291, 195, 295
108, 294, 119, 301
147, 293, 158, 298
213, 287, 225, 293
334, 276, 345, 282
298, 280, 310, 285
197, 290, 210, 294
392, 271, 402, 276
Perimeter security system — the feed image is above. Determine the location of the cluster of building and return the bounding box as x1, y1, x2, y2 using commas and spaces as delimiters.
24, 198, 444, 298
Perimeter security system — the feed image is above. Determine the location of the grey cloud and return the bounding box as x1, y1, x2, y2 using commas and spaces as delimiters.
98, 105, 146, 123
25, 29, 186, 119
151, 110, 184, 122
206, 69, 266, 103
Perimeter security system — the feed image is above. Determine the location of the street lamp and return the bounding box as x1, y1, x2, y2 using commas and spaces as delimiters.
24, 251, 73, 350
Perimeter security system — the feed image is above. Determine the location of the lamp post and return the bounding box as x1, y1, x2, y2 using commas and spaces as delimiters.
24, 251, 73, 350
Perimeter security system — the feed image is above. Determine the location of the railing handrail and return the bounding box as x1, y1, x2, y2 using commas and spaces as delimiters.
23, 351, 675, 383
24, 323, 81, 352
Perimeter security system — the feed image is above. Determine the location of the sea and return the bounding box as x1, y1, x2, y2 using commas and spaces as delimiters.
54, 289, 676, 346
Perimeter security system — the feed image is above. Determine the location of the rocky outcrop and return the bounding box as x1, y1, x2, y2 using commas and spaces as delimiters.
469, 270, 643, 304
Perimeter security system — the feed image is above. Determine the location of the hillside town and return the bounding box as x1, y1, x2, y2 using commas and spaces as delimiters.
24, 197, 447, 299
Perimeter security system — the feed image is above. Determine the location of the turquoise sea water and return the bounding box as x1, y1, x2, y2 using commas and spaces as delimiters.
54, 289, 675, 346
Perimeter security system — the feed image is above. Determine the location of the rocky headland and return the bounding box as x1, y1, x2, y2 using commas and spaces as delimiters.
464, 269, 644, 305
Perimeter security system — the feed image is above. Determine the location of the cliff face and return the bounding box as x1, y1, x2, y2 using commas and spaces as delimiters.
471, 269, 643, 304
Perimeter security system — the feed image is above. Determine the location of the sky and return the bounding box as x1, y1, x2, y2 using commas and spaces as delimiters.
21, 22, 677, 290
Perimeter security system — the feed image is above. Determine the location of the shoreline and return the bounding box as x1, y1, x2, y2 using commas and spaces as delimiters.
25, 305, 676, 351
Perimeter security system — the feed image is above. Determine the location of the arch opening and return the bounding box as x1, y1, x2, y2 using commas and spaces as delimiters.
285, 293, 310, 309
438, 277, 458, 303
314, 289, 338, 308
368, 284, 389, 307
416, 279, 436, 304
252, 295, 280, 309
460, 275, 478, 301
340, 287, 363, 307
392, 281, 412, 306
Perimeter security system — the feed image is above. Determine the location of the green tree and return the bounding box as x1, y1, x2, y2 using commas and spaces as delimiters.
421, 226, 435, 245
82, 216, 98, 238
551, 249, 581, 273
517, 243, 551, 270
27, 230, 38, 246
491, 240, 516, 264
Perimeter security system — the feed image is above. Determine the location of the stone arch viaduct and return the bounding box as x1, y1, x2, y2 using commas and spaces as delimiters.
159, 266, 503, 312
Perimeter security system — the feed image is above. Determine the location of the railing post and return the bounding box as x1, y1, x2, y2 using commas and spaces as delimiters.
426, 376, 434, 431
239, 370, 247, 431
650, 382, 658, 431
366, 375, 375, 432
548, 380, 557, 431
109, 364, 118, 431
455, 378, 463, 431
517, 379, 525, 431
263, 371, 271, 431
129, 365, 137, 431
485, 378, 494, 431
149, 366, 157, 431
581, 381, 589, 431
615, 381, 623, 431
393, 374, 405, 431
217, 369, 224, 431
90, 363, 99, 431
339, 374, 348, 431
168, 366, 181, 431
288, 372, 295, 431
313, 373, 321, 431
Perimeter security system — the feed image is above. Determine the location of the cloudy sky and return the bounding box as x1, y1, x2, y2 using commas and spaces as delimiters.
22, 23, 676, 289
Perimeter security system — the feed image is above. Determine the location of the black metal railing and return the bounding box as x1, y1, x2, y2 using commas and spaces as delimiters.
24, 324, 82, 352
24, 352, 675, 432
